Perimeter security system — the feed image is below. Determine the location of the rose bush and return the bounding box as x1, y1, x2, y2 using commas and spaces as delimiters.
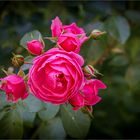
0, 75, 28, 102
28, 48, 85, 104
0, 16, 107, 139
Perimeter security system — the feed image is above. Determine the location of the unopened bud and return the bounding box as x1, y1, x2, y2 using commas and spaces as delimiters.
12, 54, 24, 67
27, 39, 44, 55
83, 65, 95, 78
90, 29, 106, 40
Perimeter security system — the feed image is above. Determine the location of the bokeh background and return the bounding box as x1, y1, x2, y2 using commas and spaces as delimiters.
0, 0, 140, 139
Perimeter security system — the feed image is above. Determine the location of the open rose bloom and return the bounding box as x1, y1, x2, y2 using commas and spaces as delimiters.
0, 75, 28, 102
28, 48, 84, 104
0, 16, 106, 111
28, 46, 106, 108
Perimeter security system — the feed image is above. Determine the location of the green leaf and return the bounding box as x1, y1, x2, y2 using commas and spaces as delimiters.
125, 65, 140, 88
38, 103, 60, 121
21, 63, 32, 71
38, 117, 66, 139
0, 92, 6, 109
0, 109, 23, 138
87, 40, 104, 62
21, 56, 33, 71
105, 16, 130, 44
16, 101, 36, 127
21, 111, 36, 127
23, 94, 43, 113
20, 30, 43, 48
127, 38, 140, 63
0, 110, 6, 120
60, 105, 91, 138
110, 55, 129, 66
0, 92, 12, 109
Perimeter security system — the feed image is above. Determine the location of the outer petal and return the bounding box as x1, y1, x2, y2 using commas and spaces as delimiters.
27, 40, 44, 55
69, 92, 84, 110
91, 79, 107, 95
51, 16, 63, 37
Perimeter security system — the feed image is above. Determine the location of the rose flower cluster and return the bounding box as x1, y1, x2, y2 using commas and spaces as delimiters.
0, 17, 106, 110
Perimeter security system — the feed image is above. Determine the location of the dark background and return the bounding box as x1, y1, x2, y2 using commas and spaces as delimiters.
0, 0, 140, 139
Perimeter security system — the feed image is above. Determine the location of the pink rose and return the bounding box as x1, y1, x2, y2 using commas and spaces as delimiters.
69, 79, 107, 110
57, 33, 81, 53
63, 23, 88, 44
0, 75, 28, 102
28, 48, 84, 104
51, 17, 88, 52
51, 16, 63, 37
27, 40, 44, 55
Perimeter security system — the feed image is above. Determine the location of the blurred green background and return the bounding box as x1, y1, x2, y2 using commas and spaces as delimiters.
0, 0, 140, 139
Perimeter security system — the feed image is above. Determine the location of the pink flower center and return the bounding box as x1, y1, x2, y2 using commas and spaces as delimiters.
45, 71, 67, 92
56, 73, 65, 88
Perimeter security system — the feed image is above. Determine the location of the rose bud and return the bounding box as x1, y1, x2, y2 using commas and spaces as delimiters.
90, 29, 106, 40
12, 54, 24, 67
26, 40, 44, 55
0, 74, 28, 102
83, 65, 95, 78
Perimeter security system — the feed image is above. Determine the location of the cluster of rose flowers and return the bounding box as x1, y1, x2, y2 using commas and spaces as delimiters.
0, 17, 106, 110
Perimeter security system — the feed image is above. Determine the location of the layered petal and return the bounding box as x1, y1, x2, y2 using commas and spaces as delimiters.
69, 79, 107, 110
27, 40, 44, 55
63, 23, 88, 44
57, 33, 81, 53
51, 16, 63, 37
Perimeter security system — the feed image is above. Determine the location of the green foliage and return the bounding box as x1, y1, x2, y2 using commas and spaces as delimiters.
0, 109, 23, 138
38, 103, 60, 121
21, 56, 33, 71
105, 16, 130, 44
125, 65, 140, 88
38, 117, 66, 139
23, 94, 43, 113
60, 105, 91, 138
20, 111, 36, 127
